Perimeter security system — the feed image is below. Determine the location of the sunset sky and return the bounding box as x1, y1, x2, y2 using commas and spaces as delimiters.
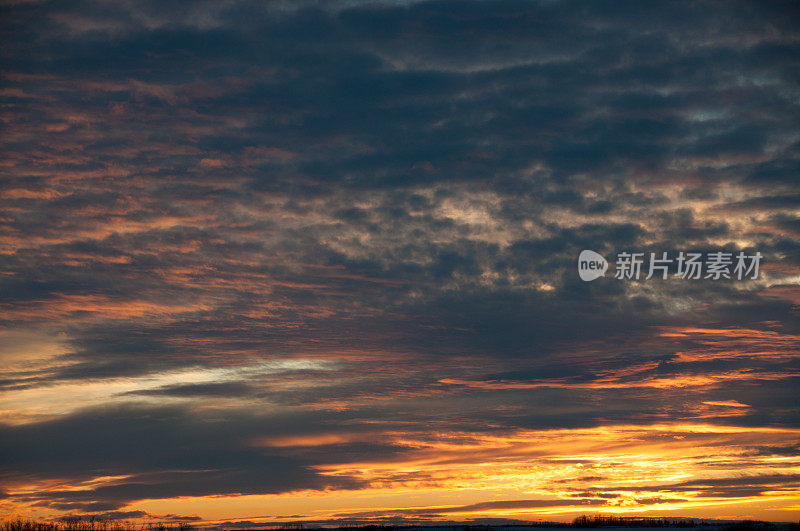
1, 0, 799, 526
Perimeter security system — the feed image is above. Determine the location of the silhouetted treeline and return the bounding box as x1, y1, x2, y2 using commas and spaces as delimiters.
8, 518, 800, 531
1, 519, 192, 531
572, 516, 800, 530
573, 515, 697, 527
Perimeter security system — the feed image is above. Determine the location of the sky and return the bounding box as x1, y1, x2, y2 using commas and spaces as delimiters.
1, 0, 799, 526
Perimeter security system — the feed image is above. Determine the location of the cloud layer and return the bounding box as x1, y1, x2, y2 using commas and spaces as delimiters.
1, 0, 799, 524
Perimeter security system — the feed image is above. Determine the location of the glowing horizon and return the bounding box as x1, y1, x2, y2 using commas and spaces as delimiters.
1, 0, 799, 525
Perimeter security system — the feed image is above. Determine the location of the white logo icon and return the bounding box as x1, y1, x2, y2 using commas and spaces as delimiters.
578, 250, 608, 281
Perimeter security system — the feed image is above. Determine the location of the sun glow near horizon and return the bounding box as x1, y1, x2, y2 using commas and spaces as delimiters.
2, 0, 799, 525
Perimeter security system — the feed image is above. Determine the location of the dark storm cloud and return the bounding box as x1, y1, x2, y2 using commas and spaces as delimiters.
1, 2, 795, 229
122, 381, 254, 397
0, 403, 378, 509
3, 0, 797, 193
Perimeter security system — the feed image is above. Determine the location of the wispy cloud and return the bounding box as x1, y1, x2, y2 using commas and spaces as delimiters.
1, 0, 799, 523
